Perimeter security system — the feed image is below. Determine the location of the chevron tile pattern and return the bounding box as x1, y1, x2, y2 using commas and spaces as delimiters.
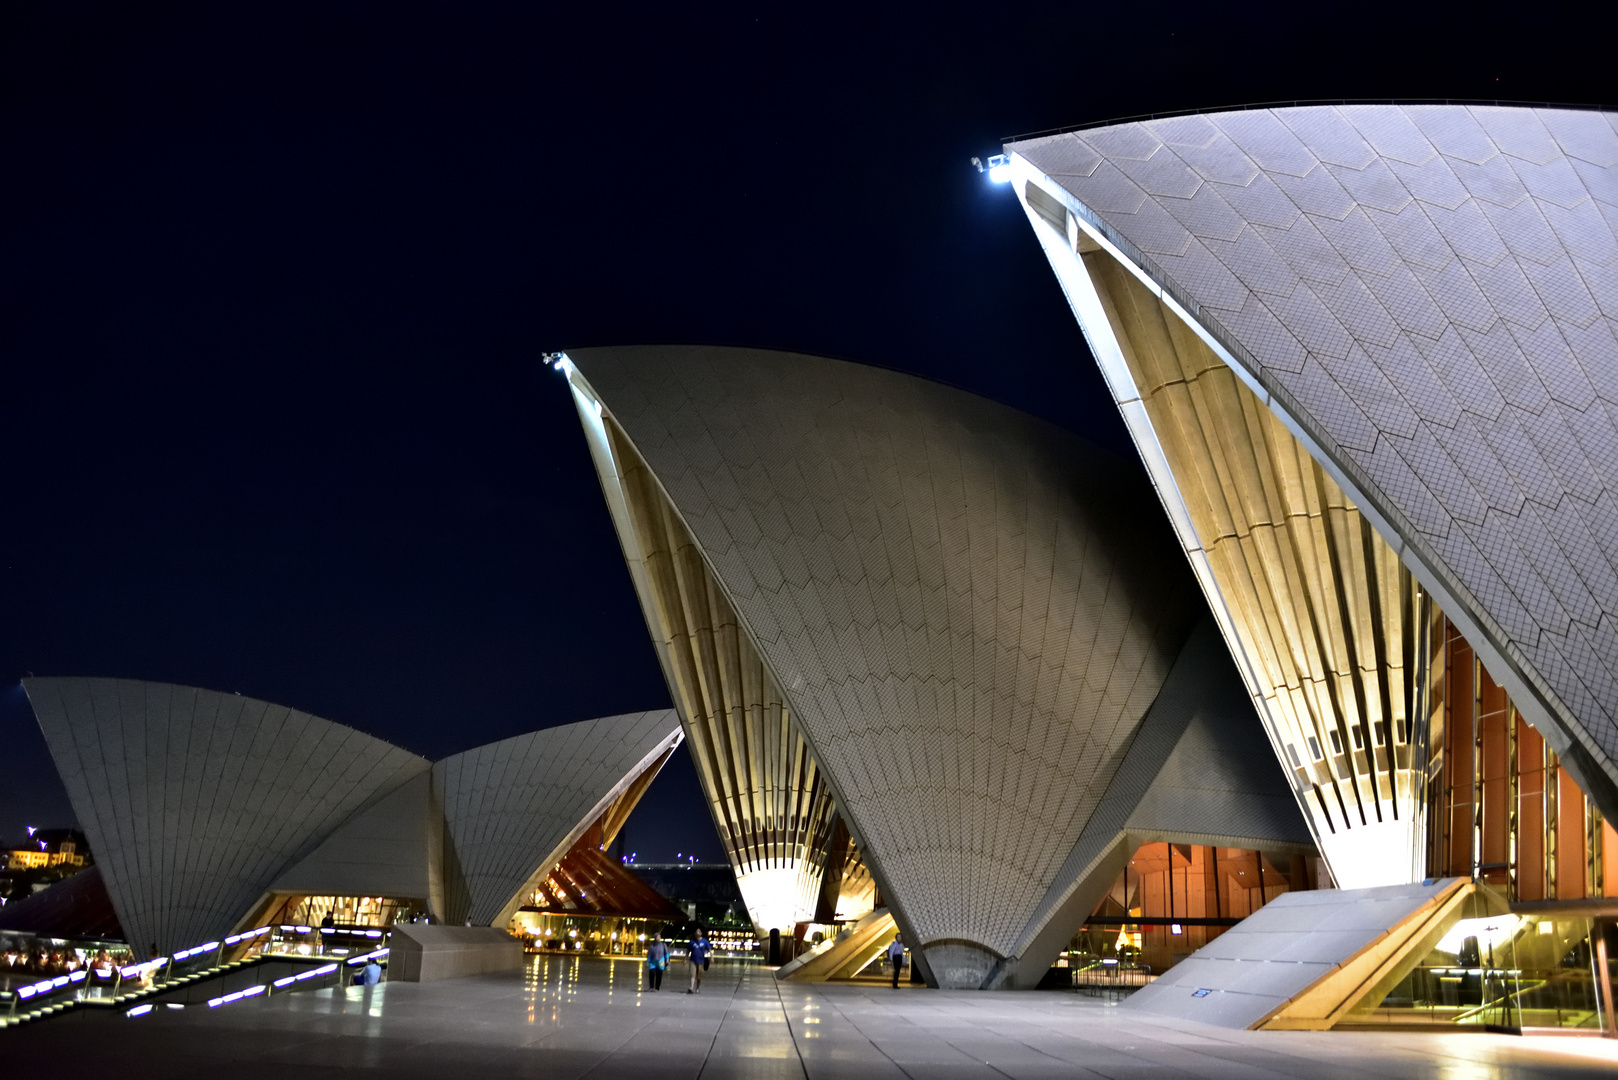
567, 346, 1200, 983
433, 710, 681, 926
23, 677, 429, 957
1011, 104, 1618, 807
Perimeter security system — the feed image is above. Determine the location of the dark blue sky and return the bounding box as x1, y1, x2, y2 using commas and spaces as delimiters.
0, 2, 1604, 859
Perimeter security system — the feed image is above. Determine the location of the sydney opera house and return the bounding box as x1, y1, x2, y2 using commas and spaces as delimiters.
21, 678, 681, 959
16, 102, 1618, 1030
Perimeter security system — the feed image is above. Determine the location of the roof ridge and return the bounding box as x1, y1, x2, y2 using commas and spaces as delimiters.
1004, 99, 1613, 145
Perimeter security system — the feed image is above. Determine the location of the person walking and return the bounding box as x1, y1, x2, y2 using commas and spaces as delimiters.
686, 928, 711, 993
888, 933, 905, 988
645, 933, 669, 991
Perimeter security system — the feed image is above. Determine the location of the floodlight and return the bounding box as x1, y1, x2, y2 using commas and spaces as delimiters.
987, 154, 1012, 183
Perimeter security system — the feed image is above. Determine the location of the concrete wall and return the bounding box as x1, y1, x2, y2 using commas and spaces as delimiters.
388, 925, 525, 982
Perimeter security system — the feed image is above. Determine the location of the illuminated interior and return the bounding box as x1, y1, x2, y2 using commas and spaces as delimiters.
1426, 613, 1616, 901
257, 894, 423, 928
1066, 843, 1326, 982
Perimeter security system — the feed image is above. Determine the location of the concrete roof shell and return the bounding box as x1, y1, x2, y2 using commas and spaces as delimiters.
565, 345, 1209, 980
432, 709, 682, 927
1008, 105, 1618, 810
24, 675, 681, 949
22, 677, 430, 957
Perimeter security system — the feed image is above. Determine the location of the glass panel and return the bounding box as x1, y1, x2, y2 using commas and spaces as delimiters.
1359, 901, 1606, 1029
1061, 843, 1326, 993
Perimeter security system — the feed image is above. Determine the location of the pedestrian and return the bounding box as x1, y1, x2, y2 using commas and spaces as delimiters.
362, 958, 382, 986
686, 927, 711, 993
645, 933, 669, 991
888, 933, 904, 988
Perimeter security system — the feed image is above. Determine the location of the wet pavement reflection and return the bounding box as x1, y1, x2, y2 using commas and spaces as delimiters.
5, 954, 1618, 1078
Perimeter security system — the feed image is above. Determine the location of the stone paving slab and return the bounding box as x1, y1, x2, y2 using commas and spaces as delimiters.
4, 955, 1616, 1078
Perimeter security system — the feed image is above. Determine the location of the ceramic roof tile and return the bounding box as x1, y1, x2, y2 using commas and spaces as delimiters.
571, 346, 1214, 981
1012, 105, 1618, 786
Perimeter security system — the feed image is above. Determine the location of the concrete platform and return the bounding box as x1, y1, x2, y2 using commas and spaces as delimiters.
388, 924, 525, 982
4, 956, 1615, 1077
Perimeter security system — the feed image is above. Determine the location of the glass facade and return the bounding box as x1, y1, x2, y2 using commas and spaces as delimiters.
1425, 614, 1614, 902
1353, 899, 1616, 1031
510, 913, 756, 957
1349, 611, 1618, 1032
260, 894, 425, 928
1066, 843, 1326, 988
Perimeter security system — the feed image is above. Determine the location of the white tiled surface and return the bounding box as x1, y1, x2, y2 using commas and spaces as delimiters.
23, 677, 429, 957
23, 676, 680, 945
572, 346, 1202, 973
1011, 106, 1618, 782
433, 710, 681, 924
271, 772, 439, 900
9, 956, 1615, 1078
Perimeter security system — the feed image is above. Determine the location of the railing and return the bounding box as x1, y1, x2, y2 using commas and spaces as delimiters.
1069, 958, 1153, 999
1, 924, 391, 1028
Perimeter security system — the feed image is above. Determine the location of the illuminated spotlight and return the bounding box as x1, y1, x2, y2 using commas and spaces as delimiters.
970, 154, 1014, 184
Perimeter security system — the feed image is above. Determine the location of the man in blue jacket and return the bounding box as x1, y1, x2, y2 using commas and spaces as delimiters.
686, 928, 711, 993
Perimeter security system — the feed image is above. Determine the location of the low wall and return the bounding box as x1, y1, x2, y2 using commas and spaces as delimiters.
388, 926, 524, 982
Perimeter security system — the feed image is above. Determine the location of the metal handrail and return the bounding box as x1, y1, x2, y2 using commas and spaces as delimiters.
2, 924, 392, 1029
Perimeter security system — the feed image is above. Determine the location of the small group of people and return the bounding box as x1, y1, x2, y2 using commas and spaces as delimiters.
642, 928, 906, 992
644, 928, 713, 993
0, 943, 116, 980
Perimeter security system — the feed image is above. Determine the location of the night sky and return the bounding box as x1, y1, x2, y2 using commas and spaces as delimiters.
1, 3, 1606, 861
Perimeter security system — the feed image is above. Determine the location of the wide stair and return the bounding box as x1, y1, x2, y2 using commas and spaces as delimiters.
1, 925, 390, 1029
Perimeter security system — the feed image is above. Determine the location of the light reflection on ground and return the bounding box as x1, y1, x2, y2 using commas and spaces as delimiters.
5, 955, 1617, 1078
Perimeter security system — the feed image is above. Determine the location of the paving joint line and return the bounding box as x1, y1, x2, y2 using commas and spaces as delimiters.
693, 963, 750, 1080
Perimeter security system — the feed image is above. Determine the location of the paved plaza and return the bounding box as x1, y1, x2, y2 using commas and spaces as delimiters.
6, 957, 1617, 1078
